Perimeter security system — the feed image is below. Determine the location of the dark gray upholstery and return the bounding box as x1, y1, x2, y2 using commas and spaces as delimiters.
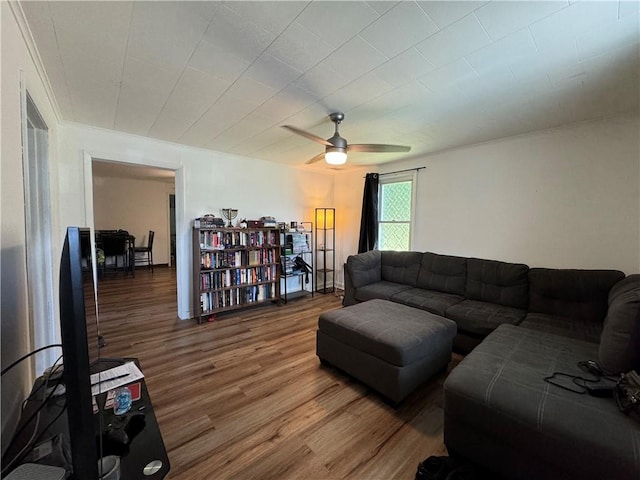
599, 274, 640, 374
317, 331, 452, 404
345, 249, 381, 288
340, 250, 637, 477
416, 252, 467, 296
354, 281, 411, 302
465, 258, 529, 309
317, 299, 456, 403
342, 264, 357, 307
342, 250, 628, 355
391, 288, 464, 316
380, 251, 422, 286
444, 324, 640, 480
445, 299, 526, 336
520, 312, 603, 343
318, 299, 456, 366
528, 268, 625, 323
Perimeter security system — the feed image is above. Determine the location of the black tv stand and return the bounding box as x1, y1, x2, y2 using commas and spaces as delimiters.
4, 358, 170, 479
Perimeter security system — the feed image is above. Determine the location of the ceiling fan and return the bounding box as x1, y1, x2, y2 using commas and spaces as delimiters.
283, 112, 411, 166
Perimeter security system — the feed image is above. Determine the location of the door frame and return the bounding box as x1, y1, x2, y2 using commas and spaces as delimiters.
81, 152, 189, 318
21, 87, 56, 375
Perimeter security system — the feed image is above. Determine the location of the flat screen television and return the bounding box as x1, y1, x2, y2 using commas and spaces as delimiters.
59, 226, 101, 479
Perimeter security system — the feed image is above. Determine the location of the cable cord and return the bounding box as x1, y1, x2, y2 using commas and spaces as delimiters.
21, 363, 64, 411
544, 360, 618, 394
1, 355, 64, 475
1, 344, 62, 376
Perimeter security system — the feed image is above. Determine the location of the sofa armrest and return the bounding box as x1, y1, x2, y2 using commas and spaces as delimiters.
345, 250, 381, 287
342, 263, 357, 306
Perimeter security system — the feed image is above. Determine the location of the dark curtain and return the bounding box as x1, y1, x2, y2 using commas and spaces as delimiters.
358, 173, 379, 253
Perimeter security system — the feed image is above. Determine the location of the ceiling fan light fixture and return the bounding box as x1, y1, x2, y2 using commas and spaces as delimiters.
325, 147, 347, 165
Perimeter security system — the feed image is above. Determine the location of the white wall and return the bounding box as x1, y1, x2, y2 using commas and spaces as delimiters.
333, 168, 368, 287
1, 1, 62, 453
58, 123, 335, 319
340, 115, 639, 274
93, 175, 174, 265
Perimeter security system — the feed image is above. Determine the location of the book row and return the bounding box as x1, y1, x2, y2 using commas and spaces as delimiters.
200, 284, 277, 311
283, 232, 311, 254
200, 265, 278, 290
200, 249, 277, 269
199, 230, 279, 249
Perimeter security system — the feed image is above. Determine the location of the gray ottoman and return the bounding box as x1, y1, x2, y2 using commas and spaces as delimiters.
317, 298, 457, 403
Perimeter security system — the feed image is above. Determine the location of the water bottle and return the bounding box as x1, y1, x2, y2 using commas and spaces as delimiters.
113, 387, 132, 415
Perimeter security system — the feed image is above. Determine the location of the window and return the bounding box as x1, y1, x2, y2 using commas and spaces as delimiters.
378, 174, 414, 251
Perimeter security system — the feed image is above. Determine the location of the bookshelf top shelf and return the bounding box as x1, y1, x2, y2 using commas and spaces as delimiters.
200, 245, 279, 251
196, 227, 280, 232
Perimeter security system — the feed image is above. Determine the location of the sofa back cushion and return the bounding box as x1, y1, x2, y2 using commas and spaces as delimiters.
417, 252, 467, 296
381, 251, 422, 286
599, 275, 640, 374
466, 258, 529, 309
528, 268, 625, 323
346, 250, 381, 288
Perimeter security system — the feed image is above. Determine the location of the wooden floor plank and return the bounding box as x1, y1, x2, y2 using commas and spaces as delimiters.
96, 267, 454, 479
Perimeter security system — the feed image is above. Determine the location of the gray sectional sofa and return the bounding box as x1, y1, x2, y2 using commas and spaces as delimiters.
343, 250, 624, 352
342, 250, 640, 479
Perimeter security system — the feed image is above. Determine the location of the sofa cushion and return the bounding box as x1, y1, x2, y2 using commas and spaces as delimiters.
391, 288, 464, 316
444, 324, 640, 480
380, 251, 422, 286
346, 249, 381, 288
416, 252, 467, 296
465, 258, 529, 309
445, 299, 526, 336
354, 281, 412, 302
599, 275, 640, 374
528, 268, 625, 323
318, 299, 457, 367
520, 312, 602, 343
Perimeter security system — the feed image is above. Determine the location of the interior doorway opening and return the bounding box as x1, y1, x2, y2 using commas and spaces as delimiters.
22, 92, 56, 375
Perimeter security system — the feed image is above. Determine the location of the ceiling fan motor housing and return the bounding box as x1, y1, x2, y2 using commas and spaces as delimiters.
282, 110, 410, 165
327, 134, 347, 149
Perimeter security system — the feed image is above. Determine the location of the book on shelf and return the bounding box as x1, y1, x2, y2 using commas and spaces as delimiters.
248, 250, 260, 266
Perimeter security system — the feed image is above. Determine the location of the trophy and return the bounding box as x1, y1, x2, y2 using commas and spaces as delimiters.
221, 208, 238, 228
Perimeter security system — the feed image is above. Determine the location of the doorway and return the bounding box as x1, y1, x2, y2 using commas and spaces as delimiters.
91, 160, 175, 269
22, 92, 56, 375
83, 153, 189, 319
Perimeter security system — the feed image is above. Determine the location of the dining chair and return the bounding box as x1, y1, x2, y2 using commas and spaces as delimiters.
100, 232, 129, 277
134, 230, 154, 273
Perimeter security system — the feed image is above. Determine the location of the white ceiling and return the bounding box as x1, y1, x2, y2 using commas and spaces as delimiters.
22, 1, 640, 167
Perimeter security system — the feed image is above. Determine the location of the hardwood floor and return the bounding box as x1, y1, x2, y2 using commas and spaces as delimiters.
96, 267, 455, 479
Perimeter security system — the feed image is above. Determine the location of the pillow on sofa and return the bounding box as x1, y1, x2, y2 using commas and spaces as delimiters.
381, 251, 422, 287
528, 268, 625, 323
598, 275, 640, 374
346, 250, 381, 288
417, 252, 467, 296
465, 258, 529, 309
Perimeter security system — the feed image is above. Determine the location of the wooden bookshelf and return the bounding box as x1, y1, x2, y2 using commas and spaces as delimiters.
192, 227, 281, 323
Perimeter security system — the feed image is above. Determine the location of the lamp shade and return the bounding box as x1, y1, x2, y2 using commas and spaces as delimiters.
325, 148, 347, 165
316, 208, 334, 229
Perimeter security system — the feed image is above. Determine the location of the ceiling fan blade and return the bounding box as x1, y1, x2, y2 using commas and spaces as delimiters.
348, 144, 411, 153
282, 125, 332, 146
305, 152, 326, 165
